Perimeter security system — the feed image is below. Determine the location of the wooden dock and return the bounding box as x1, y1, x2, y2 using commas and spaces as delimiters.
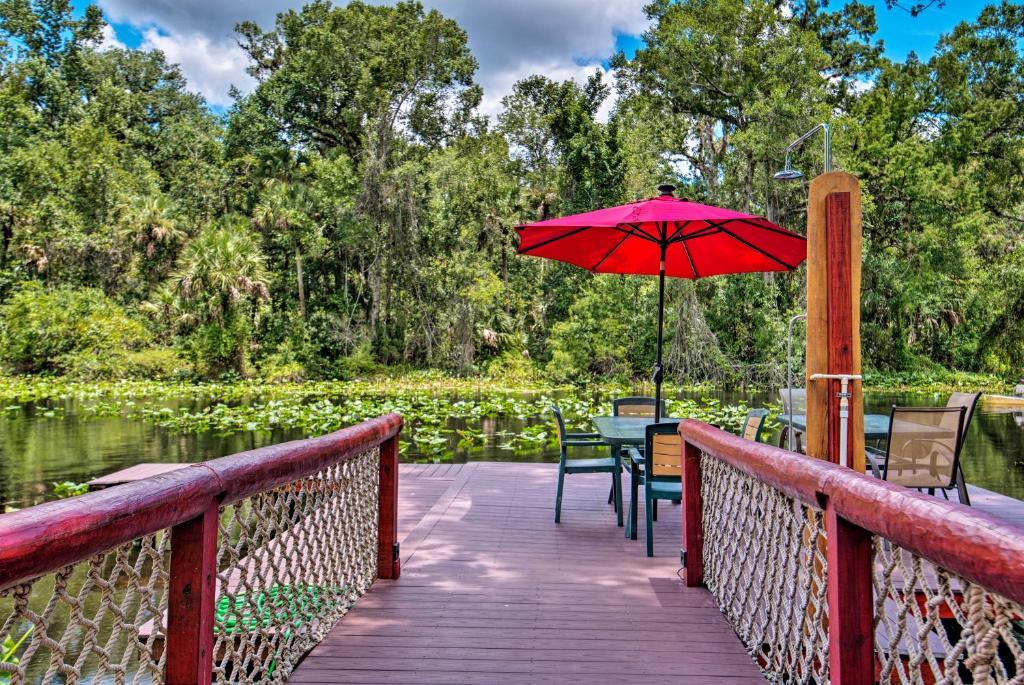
291, 462, 765, 684
287, 461, 1024, 684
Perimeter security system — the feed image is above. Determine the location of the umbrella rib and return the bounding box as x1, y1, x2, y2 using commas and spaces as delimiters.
591, 225, 640, 271
516, 225, 595, 254
627, 222, 661, 243
736, 217, 808, 241
666, 220, 690, 244
716, 225, 797, 270
518, 224, 660, 255
674, 225, 721, 243
680, 239, 699, 278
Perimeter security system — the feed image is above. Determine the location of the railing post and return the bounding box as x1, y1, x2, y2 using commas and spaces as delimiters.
166, 501, 219, 685
682, 438, 704, 587
377, 433, 400, 580
824, 498, 875, 685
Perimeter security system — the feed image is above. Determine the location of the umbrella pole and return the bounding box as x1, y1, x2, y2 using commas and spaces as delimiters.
654, 244, 666, 422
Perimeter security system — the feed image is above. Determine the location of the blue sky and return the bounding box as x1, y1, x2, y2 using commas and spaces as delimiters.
608, 1, 993, 62
91, 0, 998, 117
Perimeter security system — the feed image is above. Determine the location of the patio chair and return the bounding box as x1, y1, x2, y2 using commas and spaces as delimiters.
612, 396, 667, 417
550, 405, 620, 523
944, 392, 982, 505
606, 396, 667, 505
742, 408, 770, 442
627, 422, 681, 557
778, 388, 806, 452
866, 406, 967, 502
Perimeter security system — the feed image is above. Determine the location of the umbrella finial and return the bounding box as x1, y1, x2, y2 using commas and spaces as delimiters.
657, 183, 676, 197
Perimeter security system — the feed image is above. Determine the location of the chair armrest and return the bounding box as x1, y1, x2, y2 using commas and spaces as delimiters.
865, 447, 884, 479
564, 439, 606, 447
627, 447, 644, 464
566, 432, 601, 439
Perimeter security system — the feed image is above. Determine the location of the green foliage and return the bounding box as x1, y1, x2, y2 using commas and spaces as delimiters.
184, 319, 252, 379
59, 347, 188, 381
0, 374, 768, 462
0, 283, 150, 373
546, 276, 657, 381
0, 0, 1020, 388
52, 480, 88, 498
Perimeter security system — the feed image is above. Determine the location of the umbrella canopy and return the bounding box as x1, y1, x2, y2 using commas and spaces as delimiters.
516, 187, 806, 278
515, 185, 807, 420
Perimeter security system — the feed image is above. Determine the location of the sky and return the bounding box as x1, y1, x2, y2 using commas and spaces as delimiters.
92, 0, 996, 119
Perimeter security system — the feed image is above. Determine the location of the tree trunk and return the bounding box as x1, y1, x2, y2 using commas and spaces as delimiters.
295, 245, 306, 318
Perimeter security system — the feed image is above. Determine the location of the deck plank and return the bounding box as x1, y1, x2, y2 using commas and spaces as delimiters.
292, 462, 765, 684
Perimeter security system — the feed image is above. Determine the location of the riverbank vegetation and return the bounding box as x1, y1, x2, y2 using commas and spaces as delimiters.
1, 1, 1023, 388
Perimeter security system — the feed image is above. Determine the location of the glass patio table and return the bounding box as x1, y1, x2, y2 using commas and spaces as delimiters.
591, 415, 680, 449
779, 413, 892, 441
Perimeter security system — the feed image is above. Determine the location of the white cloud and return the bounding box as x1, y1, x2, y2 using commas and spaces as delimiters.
138, 29, 255, 107
99, 23, 126, 50
97, 0, 649, 117
479, 61, 617, 123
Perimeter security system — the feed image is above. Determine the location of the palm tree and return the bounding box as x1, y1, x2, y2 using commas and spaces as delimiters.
119, 194, 187, 289
173, 217, 271, 375
252, 180, 311, 317
174, 216, 270, 324
128, 195, 184, 256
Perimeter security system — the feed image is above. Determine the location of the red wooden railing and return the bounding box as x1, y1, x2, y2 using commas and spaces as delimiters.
679, 419, 1024, 685
0, 413, 402, 684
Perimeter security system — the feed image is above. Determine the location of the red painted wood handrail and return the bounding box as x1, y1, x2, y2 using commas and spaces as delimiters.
0, 413, 403, 590
678, 419, 1024, 605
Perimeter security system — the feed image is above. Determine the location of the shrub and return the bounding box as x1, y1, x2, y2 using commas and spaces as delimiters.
334, 341, 383, 379
485, 349, 539, 383
0, 283, 151, 374
184, 319, 251, 379
59, 348, 191, 380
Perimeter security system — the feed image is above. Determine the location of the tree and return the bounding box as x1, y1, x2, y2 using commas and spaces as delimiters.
252, 179, 313, 317
174, 218, 270, 375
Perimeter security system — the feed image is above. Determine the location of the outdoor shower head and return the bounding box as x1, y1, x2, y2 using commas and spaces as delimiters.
773, 122, 830, 182
773, 164, 804, 181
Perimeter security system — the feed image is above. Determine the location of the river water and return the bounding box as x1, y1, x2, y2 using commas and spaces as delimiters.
1, 390, 1023, 507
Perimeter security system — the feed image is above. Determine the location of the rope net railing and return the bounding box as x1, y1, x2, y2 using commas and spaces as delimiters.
873, 541, 1024, 685
681, 419, 1024, 685
0, 533, 169, 684
0, 413, 401, 685
700, 453, 830, 684
212, 446, 380, 683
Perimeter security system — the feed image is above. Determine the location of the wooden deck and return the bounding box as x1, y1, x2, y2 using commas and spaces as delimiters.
291, 462, 765, 684
287, 462, 1024, 684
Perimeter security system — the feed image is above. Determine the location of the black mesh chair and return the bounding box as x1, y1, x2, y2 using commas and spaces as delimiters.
944, 392, 981, 504
866, 406, 967, 502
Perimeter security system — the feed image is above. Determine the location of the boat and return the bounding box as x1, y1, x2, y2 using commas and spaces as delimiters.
981, 393, 1024, 409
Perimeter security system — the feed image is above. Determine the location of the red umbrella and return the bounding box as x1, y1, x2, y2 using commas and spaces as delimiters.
516, 184, 807, 419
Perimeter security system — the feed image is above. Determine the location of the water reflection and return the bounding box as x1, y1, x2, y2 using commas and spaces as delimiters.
1, 390, 1022, 507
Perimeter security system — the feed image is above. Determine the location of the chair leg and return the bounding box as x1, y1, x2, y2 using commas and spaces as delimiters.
645, 493, 655, 557
614, 464, 624, 528
608, 484, 614, 506
628, 465, 639, 540
956, 467, 971, 506
555, 461, 565, 523
652, 499, 658, 522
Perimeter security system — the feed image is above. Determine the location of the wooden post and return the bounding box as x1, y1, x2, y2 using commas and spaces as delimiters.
824, 499, 875, 685
682, 439, 704, 587
806, 172, 865, 472
377, 434, 400, 580
166, 502, 219, 685
827, 193, 853, 467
